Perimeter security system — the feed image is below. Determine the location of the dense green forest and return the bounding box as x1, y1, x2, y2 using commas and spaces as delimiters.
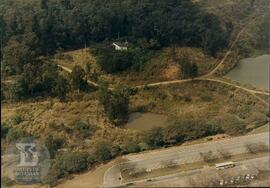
0, 0, 234, 103
1, 0, 232, 71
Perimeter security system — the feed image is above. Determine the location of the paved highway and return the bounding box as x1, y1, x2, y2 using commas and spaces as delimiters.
134, 156, 270, 187
103, 132, 269, 187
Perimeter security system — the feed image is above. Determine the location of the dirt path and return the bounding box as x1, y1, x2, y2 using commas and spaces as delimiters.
57, 14, 268, 104
206, 14, 265, 76
134, 77, 269, 105
198, 78, 269, 105
200, 78, 269, 96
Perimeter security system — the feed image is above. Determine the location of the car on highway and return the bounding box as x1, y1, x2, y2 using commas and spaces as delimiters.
215, 161, 235, 170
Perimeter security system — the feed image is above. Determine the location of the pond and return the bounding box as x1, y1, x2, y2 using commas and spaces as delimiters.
125, 112, 169, 131
226, 54, 269, 91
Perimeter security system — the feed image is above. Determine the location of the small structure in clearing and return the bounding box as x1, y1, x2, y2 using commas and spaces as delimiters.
112, 41, 128, 51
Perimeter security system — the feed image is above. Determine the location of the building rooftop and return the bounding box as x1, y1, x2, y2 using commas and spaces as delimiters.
113, 42, 129, 48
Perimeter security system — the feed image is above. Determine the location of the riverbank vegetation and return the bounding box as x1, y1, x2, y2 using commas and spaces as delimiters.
0, 0, 231, 58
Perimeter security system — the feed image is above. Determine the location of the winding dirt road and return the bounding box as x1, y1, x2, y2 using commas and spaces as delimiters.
206, 14, 264, 77
57, 14, 269, 104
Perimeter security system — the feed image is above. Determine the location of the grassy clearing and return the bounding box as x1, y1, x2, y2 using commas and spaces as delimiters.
131, 80, 268, 123
53, 48, 97, 70
122, 152, 268, 183
52, 46, 217, 87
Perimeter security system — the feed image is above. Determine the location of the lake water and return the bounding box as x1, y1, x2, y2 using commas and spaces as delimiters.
126, 112, 168, 131
226, 54, 269, 91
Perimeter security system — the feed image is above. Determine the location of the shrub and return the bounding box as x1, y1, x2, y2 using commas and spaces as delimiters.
160, 160, 177, 169
6, 128, 29, 142
94, 140, 113, 162
156, 92, 167, 100
162, 123, 184, 144
245, 143, 269, 154
200, 93, 212, 102
183, 95, 192, 102
210, 113, 246, 135
143, 127, 164, 147
73, 121, 96, 138
1, 176, 14, 187
265, 111, 270, 117
45, 135, 65, 159
138, 142, 150, 151
218, 149, 232, 159
59, 152, 94, 173
4, 79, 26, 102
94, 44, 152, 73
124, 142, 140, 153
98, 86, 129, 125
129, 168, 147, 178
143, 118, 223, 148
1, 122, 10, 139
45, 151, 94, 186
200, 151, 218, 163
111, 144, 121, 157
163, 119, 222, 144
96, 47, 133, 73
70, 65, 86, 91
246, 112, 268, 128
44, 164, 61, 186
235, 40, 252, 58
9, 113, 23, 125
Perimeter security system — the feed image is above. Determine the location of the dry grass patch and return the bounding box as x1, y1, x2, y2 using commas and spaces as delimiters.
52, 46, 218, 87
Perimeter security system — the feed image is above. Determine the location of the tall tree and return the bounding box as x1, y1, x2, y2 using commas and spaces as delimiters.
70, 65, 85, 92
144, 127, 164, 147
54, 75, 69, 101
0, 16, 6, 57
3, 39, 32, 74
5, 78, 26, 103
98, 85, 129, 125
179, 55, 192, 79
40, 0, 48, 10
45, 135, 64, 158
190, 63, 198, 79
250, 0, 255, 9
22, 63, 37, 95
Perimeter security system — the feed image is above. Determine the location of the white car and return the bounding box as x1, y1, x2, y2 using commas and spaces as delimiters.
219, 180, 224, 186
